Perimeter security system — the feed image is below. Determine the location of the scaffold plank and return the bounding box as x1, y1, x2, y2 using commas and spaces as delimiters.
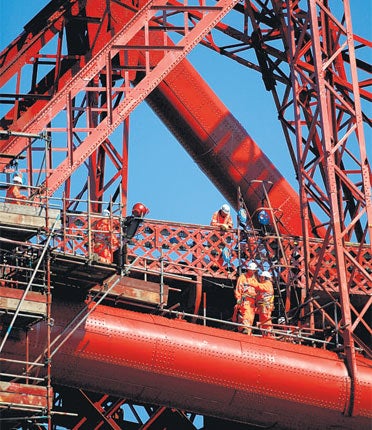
0, 381, 51, 410
90, 275, 169, 306
0, 203, 61, 230
0, 286, 47, 317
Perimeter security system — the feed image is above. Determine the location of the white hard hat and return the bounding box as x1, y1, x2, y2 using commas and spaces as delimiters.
102, 209, 110, 217
260, 270, 272, 278
246, 262, 258, 271
13, 175, 23, 185
221, 204, 230, 214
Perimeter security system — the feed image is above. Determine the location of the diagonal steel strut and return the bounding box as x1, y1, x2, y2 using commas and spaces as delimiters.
5, 0, 239, 195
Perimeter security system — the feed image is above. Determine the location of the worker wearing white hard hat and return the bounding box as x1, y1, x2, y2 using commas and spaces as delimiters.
234, 261, 259, 335
93, 209, 119, 264
246, 261, 258, 271
257, 270, 275, 337
13, 175, 23, 185
5, 174, 28, 205
210, 204, 233, 231
221, 204, 230, 214
210, 203, 234, 269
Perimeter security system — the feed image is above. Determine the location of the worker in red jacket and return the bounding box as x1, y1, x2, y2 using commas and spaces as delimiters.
234, 262, 259, 334
93, 209, 120, 264
210, 204, 233, 230
256, 270, 275, 336
210, 204, 233, 268
5, 175, 28, 205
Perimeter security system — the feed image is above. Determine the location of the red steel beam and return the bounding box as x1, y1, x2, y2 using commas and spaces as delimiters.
0, 0, 77, 88
2, 302, 371, 429
144, 63, 306, 236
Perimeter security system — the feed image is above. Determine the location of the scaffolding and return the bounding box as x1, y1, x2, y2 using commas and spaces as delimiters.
0, 185, 370, 426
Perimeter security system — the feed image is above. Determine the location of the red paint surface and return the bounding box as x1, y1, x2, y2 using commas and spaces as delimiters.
3, 302, 371, 429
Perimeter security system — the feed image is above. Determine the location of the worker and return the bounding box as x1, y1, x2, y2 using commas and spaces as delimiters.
211, 204, 233, 230
210, 204, 233, 269
5, 175, 28, 205
120, 202, 150, 266
93, 209, 120, 264
234, 261, 259, 334
256, 270, 275, 337
122, 202, 150, 239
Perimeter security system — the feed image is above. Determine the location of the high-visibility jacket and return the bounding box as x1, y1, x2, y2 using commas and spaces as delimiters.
234, 273, 258, 334
256, 279, 274, 315
210, 210, 233, 229
5, 186, 27, 205
256, 279, 274, 334
235, 273, 258, 305
256, 280, 274, 313
93, 218, 120, 263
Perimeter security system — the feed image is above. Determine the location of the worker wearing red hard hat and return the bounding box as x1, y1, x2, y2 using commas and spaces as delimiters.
131, 202, 149, 218
5, 175, 28, 205
122, 202, 150, 241
256, 270, 275, 337
234, 261, 259, 334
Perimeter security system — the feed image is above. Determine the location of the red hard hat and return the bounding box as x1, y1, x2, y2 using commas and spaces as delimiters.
132, 202, 149, 218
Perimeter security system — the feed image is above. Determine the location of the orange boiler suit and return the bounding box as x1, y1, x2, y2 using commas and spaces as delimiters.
210, 210, 233, 267
256, 279, 274, 335
5, 185, 27, 205
234, 272, 258, 335
93, 217, 120, 264
210, 210, 233, 230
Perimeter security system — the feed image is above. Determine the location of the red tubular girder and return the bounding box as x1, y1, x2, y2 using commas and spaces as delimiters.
3, 302, 371, 429
144, 62, 304, 235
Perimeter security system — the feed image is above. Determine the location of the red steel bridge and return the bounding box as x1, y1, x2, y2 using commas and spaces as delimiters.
0, 0, 371, 429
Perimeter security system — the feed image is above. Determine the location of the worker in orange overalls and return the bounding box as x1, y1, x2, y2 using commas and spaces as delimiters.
5, 175, 28, 205
234, 261, 259, 334
93, 209, 119, 264
256, 270, 275, 337
210, 204, 233, 230
210, 204, 233, 268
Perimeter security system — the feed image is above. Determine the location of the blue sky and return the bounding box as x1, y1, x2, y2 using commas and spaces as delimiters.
0, 1, 371, 226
